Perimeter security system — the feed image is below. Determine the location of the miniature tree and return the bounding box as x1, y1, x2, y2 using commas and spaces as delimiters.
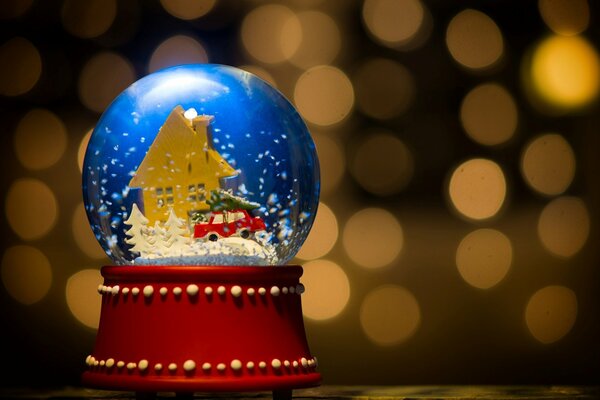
207, 189, 260, 212
124, 203, 153, 258
152, 220, 170, 257
164, 208, 189, 253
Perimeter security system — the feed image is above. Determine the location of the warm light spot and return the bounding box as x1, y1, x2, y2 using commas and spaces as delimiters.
343, 208, 403, 269
313, 134, 344, 194
238, 65, 277, 88
72, 203, 107, 260
14, 109, 67, 170
351, 133, 413, 196
360, 285, 420, 346
460, 83, 517, 146
521, 133, 575, 196
78, 129, 93, 172
530, 35, 600, 109
297, 203, 338, 261
61, 0, 116, 39
446, 9, 504, 70
354, 58, 415, 120
362, 0, 426, 49
66, 269, 103, 329
0, 37, 41, 96
0, 0, 33, 19
1, 246, 52, 305
288, 11, 341, 69
539, 0, 589, 36
241, 5, 301, 64
294, 66, 354, 126
526, 285, 577, 344
448, 158, 506, 220
6, 179, 57, 240
456, 229, 512, 289
538, 197, 589, 258
149, 35, 208, 73
301, 259, 350, 321
79, 52, 135, 114
160, 0, 216, 20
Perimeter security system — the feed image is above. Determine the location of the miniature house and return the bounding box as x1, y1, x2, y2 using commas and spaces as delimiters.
129, 106, 237, 225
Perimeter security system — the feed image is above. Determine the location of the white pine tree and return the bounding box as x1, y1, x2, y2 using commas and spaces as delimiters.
149, 220, 171, 258
124, 203, 153, 258
164, 208, 190, 255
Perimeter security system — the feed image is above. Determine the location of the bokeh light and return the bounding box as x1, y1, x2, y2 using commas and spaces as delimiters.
525, 285, 577, 344
360, 285, 420, 346
350, 133, 414, 196
538, 196, 590, 258
529, 35, 600, 109
448, 158, 507, 221
456, 229, 512, 289
1, 245, 52, 305
289, 11, 341, 69
149, 35, 208, 73
72, 203, 108, 260
5, 179, 57, 240
446, 9, 504, 70
79, 52, 135, 114
538, 0, 589, 36
521, 133, 575, 196
66, 269, 102, 329
61, 0, 116, 39
0, 37, 41, 96
241, 4, 301, 64
294, 66, 354, 126
296, 203, 338, 261
362, 0, 428, 50
160, 0, 216, 20
460, 83, 518, 146
301, 259, 350, 321
14, 109, 67, 170
0, 0, 33, 19
354, 58, 415, 120
77, 128, 93, 173
343, 208, 403, 269
238, 65, 277, 88
313, 134, 345, 195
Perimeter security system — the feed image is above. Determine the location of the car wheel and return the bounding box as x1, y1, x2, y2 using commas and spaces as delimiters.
239, 229, 250, 239
208, 233, 219, 242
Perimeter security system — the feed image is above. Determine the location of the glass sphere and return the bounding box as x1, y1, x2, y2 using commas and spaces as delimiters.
82, 64, 319, 266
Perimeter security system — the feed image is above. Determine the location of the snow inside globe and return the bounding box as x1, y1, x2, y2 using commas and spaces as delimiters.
82, 64, 319, 266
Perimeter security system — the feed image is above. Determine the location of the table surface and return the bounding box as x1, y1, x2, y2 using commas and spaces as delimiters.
1, 386, 598, 399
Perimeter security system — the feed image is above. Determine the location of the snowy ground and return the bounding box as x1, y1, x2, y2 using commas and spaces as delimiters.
132, 236, 279, 266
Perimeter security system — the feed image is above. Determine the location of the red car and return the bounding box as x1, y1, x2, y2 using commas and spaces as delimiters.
193, 209, 266, 241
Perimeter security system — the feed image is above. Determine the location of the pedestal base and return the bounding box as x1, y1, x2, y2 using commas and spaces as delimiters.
82, 266, 321, 395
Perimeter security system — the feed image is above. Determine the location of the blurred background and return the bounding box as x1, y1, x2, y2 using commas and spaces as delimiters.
1, 0, 599, 388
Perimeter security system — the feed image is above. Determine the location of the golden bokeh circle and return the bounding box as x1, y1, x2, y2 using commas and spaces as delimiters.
78, 128, 93, 173
301, 259, 350, 321
313, 134, 345, 195
289, 11, 341, 69
446, 9, 504, 70
1, 245, 52, 305
0, 37, 41, 96
448, 158, 507, 221
66, 269, 103, 329
160, 0, 216, 20
538, 0, 589, 36
297, 203, 338, 261
342, 208, 403, 269
538, 196, 589, 258
5, 179, 58, 240
360, 285, 421, 346
14, 109, 67, 170
62, 0, 117, 39
456, 229, 512, 289
72, 203, 107, 260
362, 0, 425, 48
460, 83, 518, 146
525, 285, 577, 344
149, 35, 209, 73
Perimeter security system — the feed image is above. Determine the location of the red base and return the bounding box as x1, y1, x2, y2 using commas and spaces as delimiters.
82, 266, 321, 393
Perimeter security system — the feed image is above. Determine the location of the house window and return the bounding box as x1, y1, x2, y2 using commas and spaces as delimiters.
197, 183, 206, 201
186, 183, 206, 202
155, 187, 174, 207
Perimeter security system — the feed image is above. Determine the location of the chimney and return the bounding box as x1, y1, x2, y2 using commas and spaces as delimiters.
192, 115, 215, 147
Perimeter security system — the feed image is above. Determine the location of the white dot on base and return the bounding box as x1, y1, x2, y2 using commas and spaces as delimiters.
231, 359, 242, 370
247, 288, 255, 296
187, 284, 199, 296
122, 287, 130, 295
270, 286, 281, 296
106, 358, 115, 368
99, 360, 105, 366
94, 361, 99, 366
111, 285, 120, 296
173, 287, 182, 295
284, 360, 290, 367
143, 285, 154, 297
217, 286, 226, 295
301, 357, 308, 367
296, 284, 305, 294
183, 360, 196, 371
258, 287, 266, 295
247, 361, 255, 369
205, 286, 213, 295
96, 285, 102, 294
282, 287, 289, 294
168, 363, 177, 371
138, 360, 149, 371
271, 359, 282, 369
117, 361, 125, 368
289, 286, 295, 293
259, 361, 267, 369
154, 363, 163, 371
293, 360, 299, 368
132, 287, 140, 296
159, 287, 168, 296
217, 363, 226, 371
231, 285, 242, 297
202, 362, 211, 371
127, 362, 136, 370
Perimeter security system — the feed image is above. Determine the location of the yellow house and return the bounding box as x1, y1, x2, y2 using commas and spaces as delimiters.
128, 105, 238, 225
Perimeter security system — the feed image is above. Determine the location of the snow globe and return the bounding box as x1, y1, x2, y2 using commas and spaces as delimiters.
81, 65, 321, 399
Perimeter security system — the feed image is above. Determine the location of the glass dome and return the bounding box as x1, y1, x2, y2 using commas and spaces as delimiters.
82, 64, 319, 266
